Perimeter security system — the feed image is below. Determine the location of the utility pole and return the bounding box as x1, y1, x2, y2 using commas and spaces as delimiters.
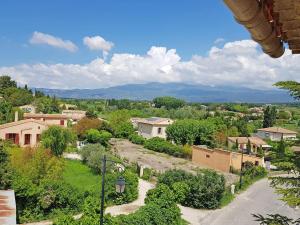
239, 148, 244, 189
100, 155, 106, 225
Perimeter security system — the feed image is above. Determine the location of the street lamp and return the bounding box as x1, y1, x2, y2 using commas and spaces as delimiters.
115, 177, 126, 194
100, 155, 126, 225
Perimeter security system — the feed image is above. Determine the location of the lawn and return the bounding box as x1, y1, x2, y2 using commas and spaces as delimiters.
63, 159, 101, 194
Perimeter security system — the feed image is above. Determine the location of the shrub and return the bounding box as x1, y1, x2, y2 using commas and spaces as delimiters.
141, 168, 153, 181
86, 129, 101, 143
106, 170, 139, 205
80, 144, 106, 163
114, 122, 135, 138
158, 169, 193, 187
86, 129, 112, 145
145, 184, 175, 205
158, 169, 225, 209
144, 137, 184, 157
172, 182, 190, 203
184, 170, 225, 209
128, 133, 145, 145
98, 130, 113, 146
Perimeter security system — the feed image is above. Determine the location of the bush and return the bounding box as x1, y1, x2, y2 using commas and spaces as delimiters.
141, 168, 153, 181
172, 182, 190, 203
98, 130, 113, 146
158, 169, 225, 209
114, 122, 135, 138
144, 137, 184, 157
158, 169, 193, 187
129, 133, 145, 145
184, 170, 225, 209
106, 170, 139, 205
86, 129, 101, 143
80, 144, 106, 163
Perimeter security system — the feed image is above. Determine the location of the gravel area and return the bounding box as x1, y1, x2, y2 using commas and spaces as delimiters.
110, 138, 238, 184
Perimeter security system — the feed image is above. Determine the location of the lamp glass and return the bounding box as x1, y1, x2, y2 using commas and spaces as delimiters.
115, 177, 125, 193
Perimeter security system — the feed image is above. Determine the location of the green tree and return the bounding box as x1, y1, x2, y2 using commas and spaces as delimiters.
274, 81, 300, 100
263, 106, 276, 128
0, 75, 17, 94
153, 96, 185, 110
166, 119, 217, 146
41, 126, 76, 156
246, 139, 251, 154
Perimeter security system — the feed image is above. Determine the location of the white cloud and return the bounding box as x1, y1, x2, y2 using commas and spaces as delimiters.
83, 36, 114, 57
214, 38, 225, 44
1, 40, 300, 89
30, 31, 78, 52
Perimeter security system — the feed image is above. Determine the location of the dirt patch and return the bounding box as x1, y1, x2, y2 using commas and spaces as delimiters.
110, 139, 238, 185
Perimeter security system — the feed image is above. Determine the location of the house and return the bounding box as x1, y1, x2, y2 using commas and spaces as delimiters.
0, 190, 16, 225
19, 104, 36, 113
137, 117, 173, 139
192, 145, 264, 173
24, 113, 68, 127
227, 136, 271, 153
62, 110, 86, 122
130, 117, 141, 128
0, 119, 48, 147
256, 127, 297, 141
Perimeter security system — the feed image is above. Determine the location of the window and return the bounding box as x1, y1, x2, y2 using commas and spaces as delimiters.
24, 134, 31, 145
5, 133, 19, 144
255, 161, 259, 166
60, 120, 65, 126
206, 154, 210, 158
158, 127, 162, 134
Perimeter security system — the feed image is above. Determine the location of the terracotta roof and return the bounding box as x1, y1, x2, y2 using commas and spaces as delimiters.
0, 119, 48, 130
24, 113, 69, 119
223, 0, 300, 57
137, 117, 173, 125
257, 127, 297, 134
62, 110, 86, 114
0, 190, 16, 225
228, 137, 267, 146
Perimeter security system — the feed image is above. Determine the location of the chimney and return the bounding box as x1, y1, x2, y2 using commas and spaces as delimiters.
15, 111, 19, 122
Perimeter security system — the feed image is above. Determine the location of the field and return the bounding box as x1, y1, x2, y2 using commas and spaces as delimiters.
63, 159, 101, 194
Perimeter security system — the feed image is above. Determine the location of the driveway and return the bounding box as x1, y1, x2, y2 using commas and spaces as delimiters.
110, 139, 238, 185
181, 178, 300, 225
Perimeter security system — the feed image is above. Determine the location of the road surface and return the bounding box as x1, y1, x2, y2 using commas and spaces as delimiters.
183, 178, 299, 225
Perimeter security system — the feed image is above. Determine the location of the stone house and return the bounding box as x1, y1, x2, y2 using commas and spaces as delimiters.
137, 117, 173, 139
24, 113, 68, 127
256, 127, 297, 141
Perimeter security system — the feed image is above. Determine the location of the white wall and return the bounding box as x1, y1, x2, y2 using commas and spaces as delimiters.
138, 123, 168, 139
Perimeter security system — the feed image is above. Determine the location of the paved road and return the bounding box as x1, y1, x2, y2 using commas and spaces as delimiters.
197, 178, 299, 225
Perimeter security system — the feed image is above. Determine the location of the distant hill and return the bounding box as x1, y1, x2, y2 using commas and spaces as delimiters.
37, 82, 294, 103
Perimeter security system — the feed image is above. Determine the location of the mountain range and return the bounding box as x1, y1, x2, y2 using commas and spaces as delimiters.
37, 82, 294, 103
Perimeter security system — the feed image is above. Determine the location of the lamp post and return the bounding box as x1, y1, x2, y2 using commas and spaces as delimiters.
100, 155, 126, 225
239, 148, 244, 189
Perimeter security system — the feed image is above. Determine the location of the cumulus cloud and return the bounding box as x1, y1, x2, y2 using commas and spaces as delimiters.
83, 36, 114, 57
30, 31, 78, 52
1, 40, 300, 89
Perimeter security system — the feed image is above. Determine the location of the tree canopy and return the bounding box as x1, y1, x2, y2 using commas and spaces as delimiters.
274, 81, 300, 100
153, 96, 185, 110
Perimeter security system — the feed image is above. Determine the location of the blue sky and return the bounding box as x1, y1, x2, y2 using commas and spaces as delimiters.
0, 0, 298, 89
0, 0, 248, 65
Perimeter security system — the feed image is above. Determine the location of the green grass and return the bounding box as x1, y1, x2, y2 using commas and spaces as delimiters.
63, 159, 101, 194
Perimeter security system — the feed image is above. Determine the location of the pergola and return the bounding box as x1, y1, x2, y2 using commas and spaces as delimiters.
224, 0, 300, 58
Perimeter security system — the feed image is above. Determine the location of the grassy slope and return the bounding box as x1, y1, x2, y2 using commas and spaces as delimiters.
63, 159, 101, 194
